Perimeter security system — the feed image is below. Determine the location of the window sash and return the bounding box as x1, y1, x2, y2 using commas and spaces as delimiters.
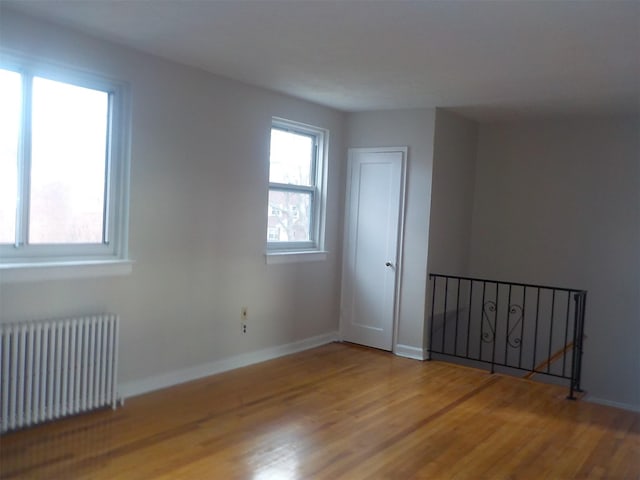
22, 76, 111, 247
267, 186, 315, 247
269, 126, 317, 188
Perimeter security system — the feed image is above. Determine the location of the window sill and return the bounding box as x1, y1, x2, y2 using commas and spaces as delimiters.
0, 259, 133, 283
265, 251, 328, 265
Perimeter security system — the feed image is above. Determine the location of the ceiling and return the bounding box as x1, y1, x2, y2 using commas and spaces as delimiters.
3, 0, 639, 119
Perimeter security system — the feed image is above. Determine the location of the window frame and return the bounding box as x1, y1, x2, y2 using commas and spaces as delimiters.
0, 52, 131, 268
266, 118, 328, 256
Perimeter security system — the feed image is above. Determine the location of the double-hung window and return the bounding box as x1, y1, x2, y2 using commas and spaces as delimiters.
0, 55, 130, 270
266, 118, 327, 257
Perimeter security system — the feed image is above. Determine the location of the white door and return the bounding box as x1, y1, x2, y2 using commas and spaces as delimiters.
340, 147, 406, 351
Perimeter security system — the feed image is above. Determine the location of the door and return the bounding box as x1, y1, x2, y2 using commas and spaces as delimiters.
340, 147, 406, 351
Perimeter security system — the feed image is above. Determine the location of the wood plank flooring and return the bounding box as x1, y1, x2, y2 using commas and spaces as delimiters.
1, 342, 638, 479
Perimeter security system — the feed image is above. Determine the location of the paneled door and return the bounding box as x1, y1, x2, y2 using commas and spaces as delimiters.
340, 147, 406, 350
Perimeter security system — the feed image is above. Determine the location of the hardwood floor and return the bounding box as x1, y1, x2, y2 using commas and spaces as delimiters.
1, 342, 638, 479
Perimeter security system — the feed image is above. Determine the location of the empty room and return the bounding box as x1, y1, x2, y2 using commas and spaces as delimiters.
0, 1, 638, 478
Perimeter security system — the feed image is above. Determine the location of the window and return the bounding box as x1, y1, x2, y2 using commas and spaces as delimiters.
0, 56, 130, 268
267, 118, 327, 255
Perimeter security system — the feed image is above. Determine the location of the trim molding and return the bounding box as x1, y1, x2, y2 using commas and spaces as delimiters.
265, 251, 328, 265
394, 344, 427, 361
119, 331, 339, 399
0, 260, 133, 283
584, 395, 640, 413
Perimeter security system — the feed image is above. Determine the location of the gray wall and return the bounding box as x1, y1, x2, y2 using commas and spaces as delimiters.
424, 109, 478, 348
346, 109, 436, 352
0, 11, 346, 393
469, 116, 640, 409
428, 109, 478, 276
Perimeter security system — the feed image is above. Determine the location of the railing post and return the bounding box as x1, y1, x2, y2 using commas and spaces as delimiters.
518, 286, 526, 369
547, 290, 556, 374
532, 288, 541, 375
454, 278, 460, 357
480, 282, 487, 362
442, 278, 449, 353
490, 283, 499, 373
575, 292, 587, 393
465, 280, 473, 358
567, 292, 581, 400
504, 285, 510, 367
428, 275, 436, 360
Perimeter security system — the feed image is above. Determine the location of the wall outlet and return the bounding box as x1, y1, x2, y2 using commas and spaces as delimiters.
241, 307, 248, 320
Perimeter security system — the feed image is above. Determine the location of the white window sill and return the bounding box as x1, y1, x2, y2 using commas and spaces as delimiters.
0, 259, 133, 283
265, 251, 328, 265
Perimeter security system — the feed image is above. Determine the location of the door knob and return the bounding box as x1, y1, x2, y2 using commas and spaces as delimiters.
385, 262, 393, 267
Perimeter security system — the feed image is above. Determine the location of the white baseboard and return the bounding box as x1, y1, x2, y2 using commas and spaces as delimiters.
394, 344, 427, 361
119, 331, 339, 399
584, 395, 640, 413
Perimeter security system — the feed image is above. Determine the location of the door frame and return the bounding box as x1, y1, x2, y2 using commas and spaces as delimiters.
339, 146, 408, 353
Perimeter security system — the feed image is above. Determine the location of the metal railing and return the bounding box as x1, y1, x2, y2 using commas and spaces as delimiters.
428, 274, 587, 399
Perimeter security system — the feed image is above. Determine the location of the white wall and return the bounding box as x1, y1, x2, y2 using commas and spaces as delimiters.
346, 109, 436, 353
470, 116, 640, 409
0, 11, 346, 394
427, 109, 478, 276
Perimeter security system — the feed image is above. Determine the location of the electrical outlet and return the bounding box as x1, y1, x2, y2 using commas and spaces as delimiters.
241, 307, 248, 320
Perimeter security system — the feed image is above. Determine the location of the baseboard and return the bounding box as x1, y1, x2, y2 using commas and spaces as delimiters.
119, 331, 339, 399
394, 344, 427, 361
584, 395, 640, 413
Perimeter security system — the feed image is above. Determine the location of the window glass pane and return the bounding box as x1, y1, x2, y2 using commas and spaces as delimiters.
267, 190, 312, 242
0, 69, 21, 244
29, 77, 109, 244
269, 129, 314, 186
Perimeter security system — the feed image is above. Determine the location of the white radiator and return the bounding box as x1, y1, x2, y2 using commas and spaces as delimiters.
0, 314, 119, 434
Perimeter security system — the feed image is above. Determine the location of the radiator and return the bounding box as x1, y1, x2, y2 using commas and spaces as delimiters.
0, 314, 119, 434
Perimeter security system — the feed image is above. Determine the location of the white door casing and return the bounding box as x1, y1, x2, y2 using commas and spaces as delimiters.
340, 147, 406, 351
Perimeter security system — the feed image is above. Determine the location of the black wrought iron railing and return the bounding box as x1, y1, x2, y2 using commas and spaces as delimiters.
428, 274, 587, 399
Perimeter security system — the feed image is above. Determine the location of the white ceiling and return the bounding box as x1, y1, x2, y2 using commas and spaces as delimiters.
3, 0, 640, 119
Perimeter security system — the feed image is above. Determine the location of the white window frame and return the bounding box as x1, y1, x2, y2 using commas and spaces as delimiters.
266, 118, 328, 262
0, 52, 131, 273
